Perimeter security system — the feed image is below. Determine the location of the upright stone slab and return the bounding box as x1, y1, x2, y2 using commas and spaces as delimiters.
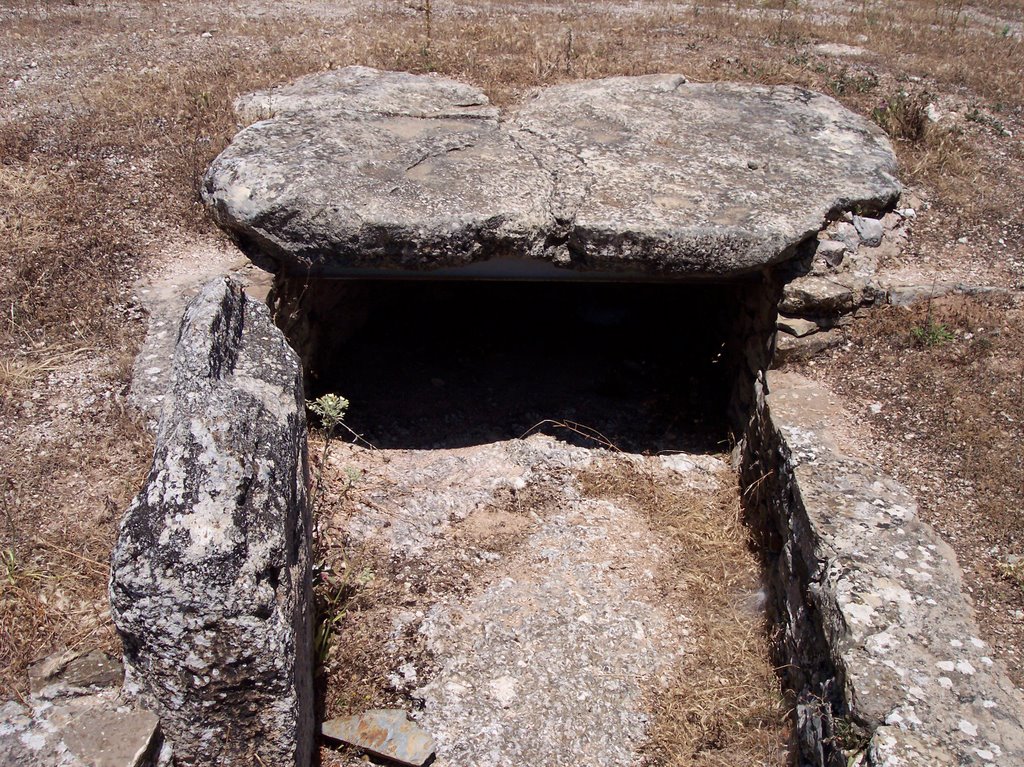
110, 278, 313, 767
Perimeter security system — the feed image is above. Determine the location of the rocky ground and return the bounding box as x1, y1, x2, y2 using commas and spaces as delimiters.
313, 436, 786, 766
1, 0, 1022, 762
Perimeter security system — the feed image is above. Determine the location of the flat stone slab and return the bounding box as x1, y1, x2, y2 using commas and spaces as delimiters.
322, 709, 435, 766
61, 707, 160, 767
28, 650, 123, 699
203, 67, 900, 280
324, 436, 728, 766
0, 696, 160, 767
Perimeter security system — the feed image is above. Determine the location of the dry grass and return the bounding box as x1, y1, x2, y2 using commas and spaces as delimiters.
577, 459, 789, 766
0, 395, 151, 697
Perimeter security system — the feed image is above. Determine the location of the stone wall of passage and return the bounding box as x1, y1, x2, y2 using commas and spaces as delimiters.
739, 370, 1024, 767
723, 265, 788, 442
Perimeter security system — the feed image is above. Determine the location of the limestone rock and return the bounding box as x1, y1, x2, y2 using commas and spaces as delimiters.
777, 315, 820, 337
1, 658, 161, 767
884, 282, 956, 307
774, 328, 844, 364
62, 707, 161, 767
826, 220, 861, 252
815, 239, 846, 268
0, 701, 160, 767
869, 727, 958, 767
742, 371, 1024, 766
203, 67, 899, 280
780, 276, 860, 316
110, 278, 313, 767
814, 42, 871, 57
852, 214, 885, 246
234, 65, 499, 125
322, 709, 435, 766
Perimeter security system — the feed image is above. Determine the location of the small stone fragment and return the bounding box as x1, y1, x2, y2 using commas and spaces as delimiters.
815, 239, 846, 268
322, 709, 435, 767
0, 697, 161, 767
827, 221, 861, 252
774, 329, 844, 364
883, 283, 954, 307
777, 316, 820, 338
813, 42, 870, 57
853, 215, 885, 247
780, 276, 858, 316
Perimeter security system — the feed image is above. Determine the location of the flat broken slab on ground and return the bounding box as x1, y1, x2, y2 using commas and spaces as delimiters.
204, 66, 900, 279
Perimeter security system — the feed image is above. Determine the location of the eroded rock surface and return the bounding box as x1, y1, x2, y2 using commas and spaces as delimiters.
110, 278, 313, 767
203, 66, 900, 279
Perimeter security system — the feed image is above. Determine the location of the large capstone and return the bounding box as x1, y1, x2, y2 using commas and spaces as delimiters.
202, 67, 900, 280
110, 278, 313, 767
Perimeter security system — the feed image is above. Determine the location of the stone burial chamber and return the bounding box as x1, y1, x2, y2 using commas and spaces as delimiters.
201, 65, 900, 440
100, 66, 1022, 767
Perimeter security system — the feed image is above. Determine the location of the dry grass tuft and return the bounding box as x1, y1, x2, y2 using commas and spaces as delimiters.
577, 458, 790, 766
0, 404, 151, 697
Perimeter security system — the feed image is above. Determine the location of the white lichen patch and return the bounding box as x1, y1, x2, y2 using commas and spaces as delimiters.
959, 719, 979, 737
845, 601, 877, 626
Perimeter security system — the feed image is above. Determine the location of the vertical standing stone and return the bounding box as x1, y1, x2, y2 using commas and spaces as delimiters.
110, 278, 313, 767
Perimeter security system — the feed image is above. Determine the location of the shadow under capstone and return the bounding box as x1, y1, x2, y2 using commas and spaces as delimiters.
299, 280, 739, 453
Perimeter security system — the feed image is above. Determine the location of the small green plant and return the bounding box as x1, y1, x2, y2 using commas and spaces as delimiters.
871, 90, 930, 142
831, 714, 872, 755
0, 547, 39, 592
909, 289, 956, 347
911, 320, 956, 346
309, 392, 350, 436
307, 393, 351, 666
308, 393, 350, 506
2, 548, 19, 587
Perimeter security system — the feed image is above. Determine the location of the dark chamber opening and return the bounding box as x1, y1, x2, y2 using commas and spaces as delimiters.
311, 280, 741, 452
